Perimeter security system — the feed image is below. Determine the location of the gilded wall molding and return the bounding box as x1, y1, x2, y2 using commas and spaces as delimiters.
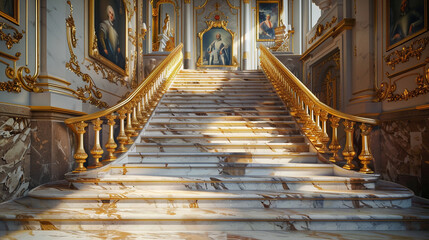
376, 58, 429, 102
0, 1, 41, 94
384, 37, 429, 70
65, 1, 108, 108
226, 0, 239, 10
194, 0, 209, 10
308, 16, 337, 44
0, 22, 25, 49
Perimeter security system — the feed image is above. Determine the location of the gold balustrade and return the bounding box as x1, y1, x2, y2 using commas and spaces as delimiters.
259, 45, 379, 174
65, 44, 183, 172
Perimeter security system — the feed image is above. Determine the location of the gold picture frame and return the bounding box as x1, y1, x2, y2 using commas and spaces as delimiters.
197, 20, 238, 68
256, 0, 281, 42
386, 0, 427, 51
89, 0, 128, 76
0, 0, 19, 25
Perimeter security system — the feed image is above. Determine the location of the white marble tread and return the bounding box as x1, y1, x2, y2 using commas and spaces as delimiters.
26, 182, 413, 200
1, 230, 429, 240
67, 174, 378, 183
1, 203, 428, 222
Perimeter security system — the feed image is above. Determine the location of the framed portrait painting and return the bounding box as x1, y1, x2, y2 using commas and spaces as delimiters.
197, 21, 238, 68
89, 0, 128, 76
0, 0, 19, 25
256, 0, 280, 41
386, 0, 427, 51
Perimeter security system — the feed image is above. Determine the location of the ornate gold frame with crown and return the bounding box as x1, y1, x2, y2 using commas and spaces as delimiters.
88, 0, 128, 76
197, 4, 238, 68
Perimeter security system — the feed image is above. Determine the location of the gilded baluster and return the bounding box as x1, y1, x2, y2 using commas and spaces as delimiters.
312, 107, 323, 148
342, 120, 356, 170
89, 118, 103, 168
104, 113, 117, 161
329, 116, 341, 162
319, 111, 330, 153
115, 108, 128, 153
73, 121, 88, 172
358, 123, 375, 174
131, 100, 142, 133
136, 97, 145, 124
124, 104, 136, 144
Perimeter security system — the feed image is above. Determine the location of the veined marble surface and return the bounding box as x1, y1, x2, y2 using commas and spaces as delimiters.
1, 230, 429, 240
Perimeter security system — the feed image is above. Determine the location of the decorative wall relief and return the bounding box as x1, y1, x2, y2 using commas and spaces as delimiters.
0, 0, 41, 94
376, 59, 429, 102
384, 37, 429, 70
386, 0, 427, 51
65, 1, 108, 108
308, 16, 337, 44
0, 115, 31, 202
0, 22, 24, 49
311, 50, 341, 109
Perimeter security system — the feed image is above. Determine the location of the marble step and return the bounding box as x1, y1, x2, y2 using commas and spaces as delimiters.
140, 135, 305, 144
148, 120, 297, 127
108, 162, 329, 176
144, 127, 300, 135
169, 86, 275, 90
150, 116, 294, 121
159, 102, 284, 107
127, 152, 319, 164
67, 175, 378, 191
2, 230, 429, 240
170, 83, 273, 87
162, 96, 281, 101
135, 142, 309, 153
2, 205, 427, 231
153, 109, 288, 114
22, 182, 413, 209
157, 105, 287, 110
153, 113, 290, 118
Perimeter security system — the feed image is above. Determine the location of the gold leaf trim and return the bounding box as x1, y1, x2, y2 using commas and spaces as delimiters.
308, 16, 337, 44
376, 59, 429, 102
0, 22, 24, 49
384, 37, 429, 70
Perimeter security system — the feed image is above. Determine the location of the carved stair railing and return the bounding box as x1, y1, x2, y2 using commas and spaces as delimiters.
65, 44, 183, 172
260, 45, 379, 173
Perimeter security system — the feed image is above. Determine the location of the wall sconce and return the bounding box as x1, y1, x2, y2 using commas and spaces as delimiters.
141, 23, 147, 40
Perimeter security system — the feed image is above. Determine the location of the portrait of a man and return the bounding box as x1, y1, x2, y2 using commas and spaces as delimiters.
202, 28, 232, 66
388, 0, 426, 50
257, 1, 279, 41
90, 0, 127, 75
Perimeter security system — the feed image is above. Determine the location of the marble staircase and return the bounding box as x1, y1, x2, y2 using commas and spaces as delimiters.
0, 70, 428, 239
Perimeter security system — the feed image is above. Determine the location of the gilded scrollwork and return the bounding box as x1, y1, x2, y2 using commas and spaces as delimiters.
308, 16, 337, 44
384, 37, 429, 70
376, 59, 429, 102
65, 1, 108, 108
0, 22, 25, 49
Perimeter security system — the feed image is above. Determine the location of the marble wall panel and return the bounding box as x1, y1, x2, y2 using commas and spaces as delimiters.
379, 112, 429, 198
30, 117, 75, 188
0, 116, 32, 202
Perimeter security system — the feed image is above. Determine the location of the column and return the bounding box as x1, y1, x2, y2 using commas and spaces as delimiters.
184, 0, 192, 69
242, 0, 250, 70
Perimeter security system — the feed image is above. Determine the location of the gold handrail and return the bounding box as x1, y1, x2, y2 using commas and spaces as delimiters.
259, 44, 379, 174
65, 43, 183, 172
